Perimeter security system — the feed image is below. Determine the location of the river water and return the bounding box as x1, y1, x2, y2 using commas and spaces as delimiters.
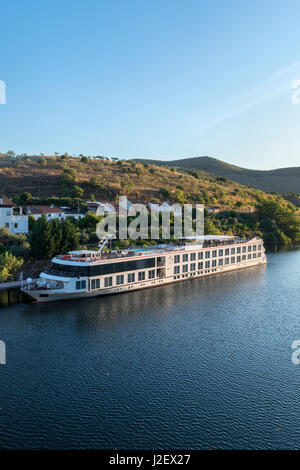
0, 249, 300, 449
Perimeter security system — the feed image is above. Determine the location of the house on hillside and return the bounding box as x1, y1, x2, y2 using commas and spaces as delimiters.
59, 207, 85, 220
86, 202, 101, 213
26, 205, 65, 221
0, 196, 29, 234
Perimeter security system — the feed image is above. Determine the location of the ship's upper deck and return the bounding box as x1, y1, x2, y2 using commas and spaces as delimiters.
51, 235, 262, 267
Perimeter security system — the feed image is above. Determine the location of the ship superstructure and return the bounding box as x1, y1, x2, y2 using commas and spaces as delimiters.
22, 235, 267, 302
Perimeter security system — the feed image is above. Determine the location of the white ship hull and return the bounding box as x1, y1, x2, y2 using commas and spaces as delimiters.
22, 255, 267, 303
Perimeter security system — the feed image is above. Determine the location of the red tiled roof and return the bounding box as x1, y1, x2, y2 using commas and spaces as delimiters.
0, 196, 13, 207
26, 206, 63, 214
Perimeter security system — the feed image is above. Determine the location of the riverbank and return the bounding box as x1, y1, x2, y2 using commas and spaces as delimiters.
0, 288, 31, 307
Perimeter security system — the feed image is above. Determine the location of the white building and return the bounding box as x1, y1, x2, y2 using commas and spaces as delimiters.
58, 207, 85, 220
26, 205, 66, 221
0, 197, 29, 234
26, 205, 85, 221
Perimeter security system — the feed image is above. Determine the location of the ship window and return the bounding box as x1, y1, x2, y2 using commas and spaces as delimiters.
116, 275, 124, 285
190, 263, 196, 271
91, 279, 101, 289
76, 280, 86, 290
174, 255, 180, 263
105, 277, 113, 287
89, 257, 156, 277
174, 265, 180, 274
148, 270, 155, 279
198, 252, 203, 260
128, 273, 135, 283
138, 271, 145, 281
190, 253, 196, 261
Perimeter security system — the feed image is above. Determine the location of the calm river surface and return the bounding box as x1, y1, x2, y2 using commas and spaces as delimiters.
1, 250, 300, 449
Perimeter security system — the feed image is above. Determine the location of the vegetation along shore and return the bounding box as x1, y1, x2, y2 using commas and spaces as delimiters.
0, 152, 299, 283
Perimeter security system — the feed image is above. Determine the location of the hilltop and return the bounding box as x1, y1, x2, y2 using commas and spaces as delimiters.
0, 153, 295, 212
134, 156, 300, 194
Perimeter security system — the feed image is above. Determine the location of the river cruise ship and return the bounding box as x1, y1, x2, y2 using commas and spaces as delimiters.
22, 235, 267, 302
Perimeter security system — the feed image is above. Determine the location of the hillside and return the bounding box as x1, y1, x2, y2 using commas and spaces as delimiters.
0, 154, 295, 212
135, 156, 300, 194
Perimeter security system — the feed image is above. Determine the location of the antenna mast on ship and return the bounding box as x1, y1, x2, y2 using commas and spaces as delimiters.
98, 234, 112, 254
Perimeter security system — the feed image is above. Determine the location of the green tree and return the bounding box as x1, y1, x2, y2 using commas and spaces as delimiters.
0, 252, 23, 281
50, 219, 63, 255
39, 157, 47, 167
175, 189, 186, 204
256, 200, 300, 245
29, 215, 56, 259
204, 218, 221, 235
159, 188, 172, 199
19, 192, 32, 204
72, 185, 84, 198
60, 218, 80, 253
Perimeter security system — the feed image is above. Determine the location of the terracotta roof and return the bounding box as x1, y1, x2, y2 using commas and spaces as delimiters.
26, 206, 63, 214
0, 196, 13, 207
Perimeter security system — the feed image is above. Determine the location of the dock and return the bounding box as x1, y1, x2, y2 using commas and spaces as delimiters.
0, 280, 24, 291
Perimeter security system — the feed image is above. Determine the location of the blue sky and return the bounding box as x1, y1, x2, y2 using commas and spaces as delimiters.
1, 0, 300, 169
